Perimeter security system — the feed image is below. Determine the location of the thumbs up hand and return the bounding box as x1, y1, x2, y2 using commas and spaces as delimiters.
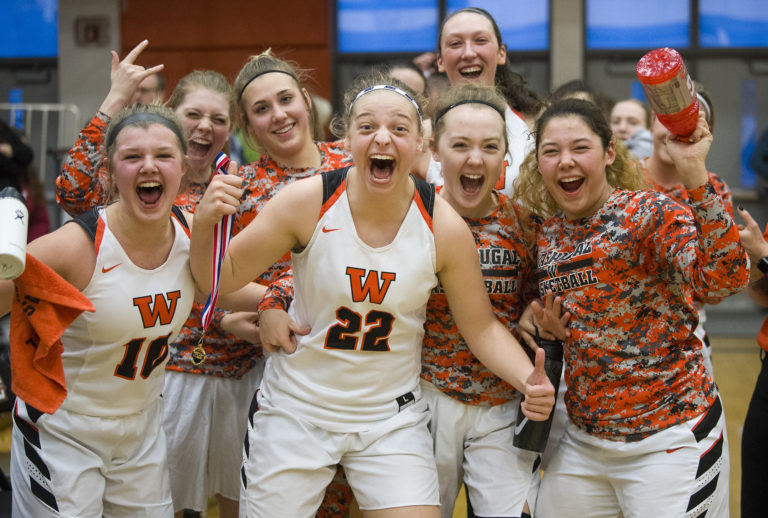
520, 348, 555, 421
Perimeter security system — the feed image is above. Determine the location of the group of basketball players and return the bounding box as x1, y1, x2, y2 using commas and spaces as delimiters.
0, 6, 755, 518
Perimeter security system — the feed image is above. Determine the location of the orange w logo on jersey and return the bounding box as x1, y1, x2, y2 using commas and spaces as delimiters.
346, 267, 396, 304
133, 291, 181, 329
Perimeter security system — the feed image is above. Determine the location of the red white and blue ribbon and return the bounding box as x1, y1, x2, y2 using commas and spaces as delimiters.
200, 152, 234, 331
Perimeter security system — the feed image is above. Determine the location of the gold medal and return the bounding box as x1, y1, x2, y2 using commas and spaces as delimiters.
191, 334, 206, 366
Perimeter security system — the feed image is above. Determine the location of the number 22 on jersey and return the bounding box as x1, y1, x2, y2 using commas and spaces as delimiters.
325, 267, 396, 352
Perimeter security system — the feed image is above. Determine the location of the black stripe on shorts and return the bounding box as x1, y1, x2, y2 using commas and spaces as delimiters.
25, 403, 44, 423
12, 410, 40, 448
697, 432, 724, 478
247, 390, 260, 424
686, 473, 719, 513
23, 439, 51, 480
692, 397, 722, 442
30, 477, 59, 512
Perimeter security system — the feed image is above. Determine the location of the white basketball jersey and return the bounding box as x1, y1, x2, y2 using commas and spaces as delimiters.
501, 105, 534, 197
59, 207, 195, 416
261, 168, 439, 432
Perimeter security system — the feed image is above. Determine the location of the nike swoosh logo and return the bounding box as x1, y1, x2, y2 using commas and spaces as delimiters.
666, 446, 684, 454
514, 416, 529, 436
102, 263, 121, 273
322, 226, 340, 233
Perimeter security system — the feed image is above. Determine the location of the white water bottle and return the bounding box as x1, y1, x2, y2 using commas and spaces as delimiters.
0, 186, 28, 279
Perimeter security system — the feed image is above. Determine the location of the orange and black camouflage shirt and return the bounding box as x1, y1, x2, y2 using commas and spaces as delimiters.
535, 183, 748, 441
233, 142, 352, 285
645, 166, 736, 308
642, 158, 735, 221
421, 193, 538, 406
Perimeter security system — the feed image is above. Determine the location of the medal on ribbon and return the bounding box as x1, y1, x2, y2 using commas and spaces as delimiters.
195, 152, 234, 366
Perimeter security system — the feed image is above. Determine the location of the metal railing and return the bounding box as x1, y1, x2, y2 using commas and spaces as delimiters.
0, 103, 82, 227
0, 102, 81, 185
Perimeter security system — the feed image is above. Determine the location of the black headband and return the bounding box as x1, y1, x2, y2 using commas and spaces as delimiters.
433, 99, 506, 127
106, 112, 185, 150
238, 69, 299, 100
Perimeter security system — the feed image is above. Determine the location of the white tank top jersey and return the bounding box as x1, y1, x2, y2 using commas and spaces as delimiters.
58, 207, 195, 417
261, 168, 439, 432
502, 105, 535, 197
425, 106, 534, 198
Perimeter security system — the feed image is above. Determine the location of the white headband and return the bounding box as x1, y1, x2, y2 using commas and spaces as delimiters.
348, 84, 422, 122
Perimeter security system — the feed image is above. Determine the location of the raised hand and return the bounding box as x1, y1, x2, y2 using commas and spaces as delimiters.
100, 40, 164, 116
520, 347, 556, 421
737, 206, 768, 264
664, 111, 712, 189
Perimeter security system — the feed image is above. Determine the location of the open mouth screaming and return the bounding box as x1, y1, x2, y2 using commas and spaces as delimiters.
188, 139, 212, 160
460, 174, 485, 195
137, 181, 163, 206
369, 154, 395, 181
560, 177, 584, 193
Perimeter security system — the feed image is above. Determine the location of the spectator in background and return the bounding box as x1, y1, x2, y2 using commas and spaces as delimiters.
548, 79, 614, 122
389, 62, 431, 180
16, 160, 50, 242
389, 61, 428, 95
411, 53, 451, 118
0, 117, 32, 192
310, 93, 333, 142
413, 51, 439, 77
132, 69, 166, 104
425, 73, 450, 116
0, 119, 49, 241
610, 98, 653, 160
735, 206, 768, 518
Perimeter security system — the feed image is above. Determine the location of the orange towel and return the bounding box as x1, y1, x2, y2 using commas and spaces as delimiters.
10, 254, 94, 414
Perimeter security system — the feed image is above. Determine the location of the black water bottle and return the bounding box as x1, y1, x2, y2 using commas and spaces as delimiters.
513, 337, 563, 452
